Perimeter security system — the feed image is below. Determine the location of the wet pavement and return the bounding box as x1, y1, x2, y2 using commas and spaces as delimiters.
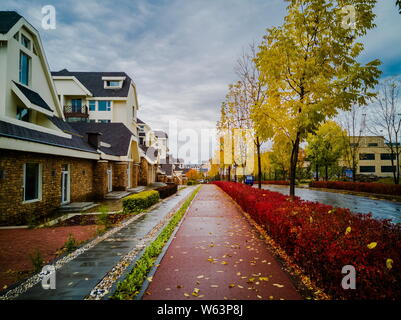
14, 187, 195, 300
259, 185, 401, 223
144, 185, 301, 300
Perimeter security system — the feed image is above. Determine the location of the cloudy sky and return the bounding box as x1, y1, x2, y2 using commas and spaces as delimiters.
2, 0, 401, 163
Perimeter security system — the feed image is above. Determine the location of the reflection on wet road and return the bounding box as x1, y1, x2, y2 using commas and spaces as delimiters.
258, 185, 401, 223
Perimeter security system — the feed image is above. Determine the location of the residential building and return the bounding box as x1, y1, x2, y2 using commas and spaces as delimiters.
343, 136, 401, 177
0, 12, 140, 225
51, 69, 139, 134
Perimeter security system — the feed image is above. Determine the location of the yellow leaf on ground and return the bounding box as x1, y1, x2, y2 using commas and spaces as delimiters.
259, 277, 269, 281
229, 284, 235, 288
273, 283, 284, 288
386, 258, 393, 269
345, 226, 351, 235
367, 242, 377, 249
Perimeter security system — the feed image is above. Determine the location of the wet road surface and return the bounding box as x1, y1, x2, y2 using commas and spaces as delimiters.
259, 185, 401, 223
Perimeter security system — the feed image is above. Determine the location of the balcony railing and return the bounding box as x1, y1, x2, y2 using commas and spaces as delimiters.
63, 105, 89, 118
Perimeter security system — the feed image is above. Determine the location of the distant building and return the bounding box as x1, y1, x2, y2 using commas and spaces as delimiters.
342, 136, 401, 177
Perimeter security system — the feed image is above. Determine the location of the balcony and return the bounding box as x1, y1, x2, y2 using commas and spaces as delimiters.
63, 105, 89, 118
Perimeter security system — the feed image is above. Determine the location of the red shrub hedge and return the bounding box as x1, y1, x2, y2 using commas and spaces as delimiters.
309, 181, 401, 196
213, 181, 401, 299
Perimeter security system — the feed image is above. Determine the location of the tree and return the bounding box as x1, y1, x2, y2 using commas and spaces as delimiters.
186, 169, 202, 181
235, 44, 268, 188
269, 133, 292, 180
340, 105, 367, 181
306, 121, 347, 181
368, 78, 401, 184
253, 0, 381, 196
397, 0, 401, 13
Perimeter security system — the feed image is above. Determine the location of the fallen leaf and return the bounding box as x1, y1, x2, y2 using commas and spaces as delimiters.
197, 275, 204, 279
229, 284, 235, 288
367, 242, 377, 249
386, 258, 393, 270
210, 285, 219, 288
273, 283, 284, 288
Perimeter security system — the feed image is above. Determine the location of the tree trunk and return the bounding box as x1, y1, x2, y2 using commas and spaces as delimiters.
289, 134, 300, 197
256, 137, 262, 189
227, 166, 231, 182
325, 164, 328, 181
315, 164, 319, 181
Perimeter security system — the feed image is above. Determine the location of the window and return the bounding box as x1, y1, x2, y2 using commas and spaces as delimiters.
23, 163, 41, 202
98, 101, 111, 111
89, 100, 96, 111
381, 166, 396, 173
106, 80, 121, 87
360, 166, 375, 173
71, 99, 82, 112
89, 119, 97, 123
139, 137, 144, 145
21, 34, 31, 49
19, 51, 30, 85
368, 143, 378, 147
16, 106, 30, 122
381, 153, 396, 160
359, 153, 375, 160
98, 119, 111, 123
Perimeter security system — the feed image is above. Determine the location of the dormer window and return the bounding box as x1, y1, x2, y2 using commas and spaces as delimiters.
21, 34, 31, 50
16, 106, 30, 122
106, 80, 121, 87
102, 76, 125, 89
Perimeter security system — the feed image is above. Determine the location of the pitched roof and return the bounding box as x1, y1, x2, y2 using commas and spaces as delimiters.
13, 81, 52, 112
0, 118, 97, 153
160, 164, 174, 176
139, 144, 158, 162
69, 122, 134, 156
51, 69, 133, 98
0, 11, 22, 34
137, 118, 146, 124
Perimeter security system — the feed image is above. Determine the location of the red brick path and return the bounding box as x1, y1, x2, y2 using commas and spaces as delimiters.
0, 225, 97, 289
144, 185, 302, 300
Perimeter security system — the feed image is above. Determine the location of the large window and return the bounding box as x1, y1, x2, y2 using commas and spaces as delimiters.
89, 100, 96, 111
368, 143, 378, 147
359, 153, 375, 160
71, 99, 82, 112
21, 34, 31, 50
19, 51, 30, 85
23, 163, 41, 202
360, 166, 375, 173
381, 153, 396, 160
16, 106, 30, 122
381, 166, 396, 173
98, 101, 111, 111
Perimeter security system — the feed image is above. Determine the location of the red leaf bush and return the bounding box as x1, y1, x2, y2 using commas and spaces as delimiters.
310, 181, 401, 196
213, 181, 401, 299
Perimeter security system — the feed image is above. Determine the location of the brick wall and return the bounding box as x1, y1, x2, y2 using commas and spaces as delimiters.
0, 150, 96, 226
139, 157, 149, 186
112, 161, 128, 191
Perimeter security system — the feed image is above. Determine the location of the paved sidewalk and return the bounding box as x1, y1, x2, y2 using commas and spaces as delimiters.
144, 185, 302, 300
10, 187, 195, 300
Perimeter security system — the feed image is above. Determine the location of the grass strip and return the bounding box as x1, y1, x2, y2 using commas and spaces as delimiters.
111, 186, 200, 300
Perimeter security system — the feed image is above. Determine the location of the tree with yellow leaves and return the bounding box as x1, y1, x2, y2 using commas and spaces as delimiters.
253, 0, 381, 196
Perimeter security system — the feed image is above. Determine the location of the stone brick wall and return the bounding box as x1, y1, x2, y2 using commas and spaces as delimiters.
93, 160, 108, 200
139, 157, 149, 186
131, 163, 139, 188
0, 150, 96, 226
112, 161, 128, 191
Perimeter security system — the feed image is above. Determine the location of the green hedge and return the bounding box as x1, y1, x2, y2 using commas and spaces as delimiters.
123, 190, 160, 214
